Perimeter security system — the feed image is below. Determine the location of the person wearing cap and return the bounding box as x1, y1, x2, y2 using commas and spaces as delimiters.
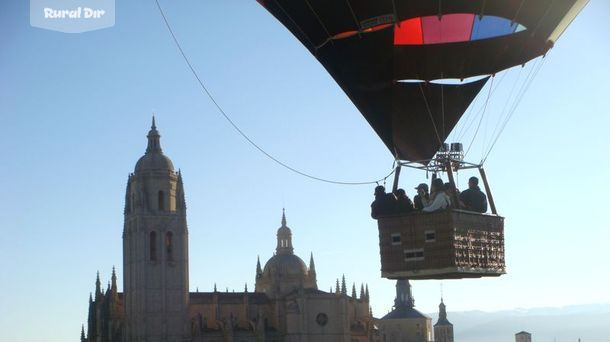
393, 188, 414, 214
459, 176, 488, 213
371, 185, 397, 219
423, 178, 452, 213
413, 183, 430, 210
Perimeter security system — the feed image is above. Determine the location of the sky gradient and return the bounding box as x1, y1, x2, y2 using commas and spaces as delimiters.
1, 1, 609, 341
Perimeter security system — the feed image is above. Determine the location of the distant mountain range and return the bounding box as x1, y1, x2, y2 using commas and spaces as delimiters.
427, 304, 610, 342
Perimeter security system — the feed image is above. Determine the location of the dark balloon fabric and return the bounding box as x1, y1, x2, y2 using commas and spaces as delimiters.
259, 0, 586, 161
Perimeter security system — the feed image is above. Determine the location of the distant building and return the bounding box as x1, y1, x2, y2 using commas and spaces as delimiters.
516, 331, 532, 342
434, 298, 454, 342
377, 279, 433, 342
81, 120, 377, 342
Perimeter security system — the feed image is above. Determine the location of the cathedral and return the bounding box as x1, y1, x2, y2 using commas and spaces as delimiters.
81, 120, 453, 342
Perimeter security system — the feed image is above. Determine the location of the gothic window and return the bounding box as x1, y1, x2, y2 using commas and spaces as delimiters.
150, 231, 157, 261
158, 191, 165, 211
166, 231, 173, 261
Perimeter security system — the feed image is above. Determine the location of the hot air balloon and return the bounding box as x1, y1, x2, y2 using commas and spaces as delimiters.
259, 0, 588, 279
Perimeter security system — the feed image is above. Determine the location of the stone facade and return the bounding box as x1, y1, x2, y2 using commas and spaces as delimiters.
82, 120, 377, 342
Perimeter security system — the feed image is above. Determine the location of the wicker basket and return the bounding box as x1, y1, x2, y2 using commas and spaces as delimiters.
378, 210, 505, 280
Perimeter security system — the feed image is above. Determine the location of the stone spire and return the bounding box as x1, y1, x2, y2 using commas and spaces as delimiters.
176, 170, 187, 211
146, 116, 162, 154
341, 275, 347, 295
256, 256, 263, 279
365, 284, 370, 301
309, 252, 316, 274
394, 279, 415, 309
351, 283, 357, 298
281, 208, 287, 227
335, 279, 340, 294
111, 266, 117, 294
360, 284, 365, 299
276, 209, 293, 255
95, 271, 101, 298
81, 324, 86, 342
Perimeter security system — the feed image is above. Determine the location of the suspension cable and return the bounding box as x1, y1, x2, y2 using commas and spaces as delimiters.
418, 82, 444, 145
154, 0, 395, 185
482, 56, 547, 163
465, 76, 495, 158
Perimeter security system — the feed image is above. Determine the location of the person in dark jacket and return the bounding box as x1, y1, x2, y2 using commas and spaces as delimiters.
371, 185, 397, 219
394, 188, 414, 214
413, 183, 430, 210
459, 176, 488, 213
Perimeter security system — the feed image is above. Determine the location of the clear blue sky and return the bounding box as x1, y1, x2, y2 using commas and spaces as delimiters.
1, 1, 609, 341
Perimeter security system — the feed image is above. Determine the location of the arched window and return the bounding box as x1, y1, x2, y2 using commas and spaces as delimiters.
150, 231, 157, 261
158, 190, 165, 211
165, 231, 173, 261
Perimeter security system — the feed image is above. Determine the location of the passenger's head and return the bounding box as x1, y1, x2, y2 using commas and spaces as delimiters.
415, 183, 429, 195
468, 176, 479, 189
374, 185, 386, 196
444, 182, 452, 192
431, 178, 444, 193
395, 188, 407, 198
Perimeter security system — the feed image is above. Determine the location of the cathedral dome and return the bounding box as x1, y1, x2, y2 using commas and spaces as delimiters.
135, 153, 174, 172
134, 117, 175, 172
262, 253, 308, 278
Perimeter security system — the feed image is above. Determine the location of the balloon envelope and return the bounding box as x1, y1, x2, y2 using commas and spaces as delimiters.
259, 0, 587, 162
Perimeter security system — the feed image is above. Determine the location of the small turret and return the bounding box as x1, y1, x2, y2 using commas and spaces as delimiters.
276, 209, 293, 255
434, 297, 454, 342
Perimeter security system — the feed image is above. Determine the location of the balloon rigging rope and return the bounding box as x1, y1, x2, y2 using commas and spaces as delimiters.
482, 55, 547, 163
418, 83, 444, 145
154, 0, 395, 186
465, 75, 495, 158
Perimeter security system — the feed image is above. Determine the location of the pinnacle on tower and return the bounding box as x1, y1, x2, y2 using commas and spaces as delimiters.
81, 324, 86, 342
335, 279, 340, 294
245, 283, 248, 292
214, 283, 217, 292
281, 208, 287, 226
145, 115, 162, 154
360, 284, 365, 300
256, 256, 263, 278
341, 275, 347, 295
111, 266, 117, 294
308, 252, 316, 274
95, 271, 101, 298
365, 284, 370, 301
352, 283, 357, 298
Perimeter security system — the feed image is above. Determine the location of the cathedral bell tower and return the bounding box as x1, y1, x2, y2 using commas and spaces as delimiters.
123, 118, 189, 342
